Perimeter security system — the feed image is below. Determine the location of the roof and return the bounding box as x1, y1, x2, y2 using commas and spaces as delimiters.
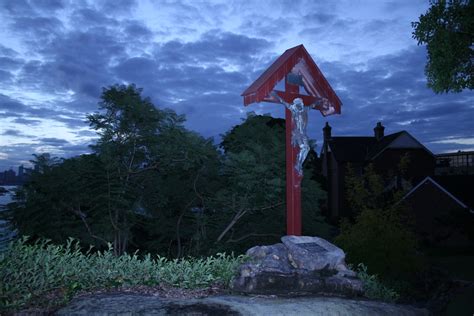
370, 131, 434, 159
241, 44, 342, 113
327, 137, 376, 162
402, 176, 472, 212
326, 130, 430, 162
434, 175, 474, 210
367, 132, 404, 158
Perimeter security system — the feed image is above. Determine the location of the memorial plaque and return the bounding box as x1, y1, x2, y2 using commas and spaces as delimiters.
296, 242, 325, 253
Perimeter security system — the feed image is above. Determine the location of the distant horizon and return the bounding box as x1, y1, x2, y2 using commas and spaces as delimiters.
1, 122, 473, 173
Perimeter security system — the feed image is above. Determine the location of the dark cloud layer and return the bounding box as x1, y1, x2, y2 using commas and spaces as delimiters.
312, 46, 473, 153
0, 0, 473, 171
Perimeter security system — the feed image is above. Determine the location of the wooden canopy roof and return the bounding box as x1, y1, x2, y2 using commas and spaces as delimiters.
241, 44, 342, 114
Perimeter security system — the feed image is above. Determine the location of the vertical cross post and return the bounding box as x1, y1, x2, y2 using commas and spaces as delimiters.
285, 78, 302, 236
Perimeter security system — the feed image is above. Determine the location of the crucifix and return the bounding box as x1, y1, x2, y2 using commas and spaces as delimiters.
241, 44, 342, 236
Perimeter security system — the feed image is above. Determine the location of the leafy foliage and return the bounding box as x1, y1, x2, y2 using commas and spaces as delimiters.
10, 154, 101, 246
335, 163, 421, 281
135, 128, 221, 257
355, 263, 400, 303
0, 237, 246, 312
412, 0, 473, 93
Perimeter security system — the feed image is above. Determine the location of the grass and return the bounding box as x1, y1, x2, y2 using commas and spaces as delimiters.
0, 237, 246, 312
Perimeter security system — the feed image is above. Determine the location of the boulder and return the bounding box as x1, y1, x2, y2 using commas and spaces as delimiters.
232, 235, 362, 297
281, 235, 356, 277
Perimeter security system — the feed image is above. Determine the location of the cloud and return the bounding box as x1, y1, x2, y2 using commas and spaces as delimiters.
1, 129, 34, 138
37, 137, 70, 145
238, 16, 293, 38
0, 44, 19, 57
0, 70, 13, 82
11, 16, 64, 41
111, 30, 271, 138
153, 31, 271, 67
0, 94, 28, 111
0, 56, 24, 71
12, 118, 42, 125
431, 137, 474, 146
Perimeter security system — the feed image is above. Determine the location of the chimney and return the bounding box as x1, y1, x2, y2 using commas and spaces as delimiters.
323, 122, 332, 142
374, 122, 385, 141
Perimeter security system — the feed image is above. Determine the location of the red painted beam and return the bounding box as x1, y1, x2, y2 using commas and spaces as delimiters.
262, 90, 318, 106
285, 81, 302, 236
241, 44, 342, 114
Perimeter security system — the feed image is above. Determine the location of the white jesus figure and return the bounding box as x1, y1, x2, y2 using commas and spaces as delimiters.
270, 91, 332, 176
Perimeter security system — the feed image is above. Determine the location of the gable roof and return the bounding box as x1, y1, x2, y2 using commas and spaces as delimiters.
370, 131, 434, 159
434, 175, 474, 211
402, 176, 472, 212
325, 130, 433, 162
326, 137, 376, 162
241, 44, 342, 113
367, 132, 404, 158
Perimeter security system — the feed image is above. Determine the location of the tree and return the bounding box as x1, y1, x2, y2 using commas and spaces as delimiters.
9, 85, 222, 258
412, 0, 473, 93
87, 84, 188, 255
135, 128, 221, 258
10, 154, 107, 246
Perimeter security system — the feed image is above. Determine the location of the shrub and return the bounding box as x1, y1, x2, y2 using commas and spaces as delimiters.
336, 162, 422, 282
356, 263, 400, 303
0, 237, 246, 312
336, 208, 421, 281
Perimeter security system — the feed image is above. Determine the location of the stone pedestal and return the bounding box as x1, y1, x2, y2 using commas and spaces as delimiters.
232, 236, 363, 297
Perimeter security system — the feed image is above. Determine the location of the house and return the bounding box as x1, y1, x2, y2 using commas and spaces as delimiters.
401, 176, 474, 247
320, 122, 436, 221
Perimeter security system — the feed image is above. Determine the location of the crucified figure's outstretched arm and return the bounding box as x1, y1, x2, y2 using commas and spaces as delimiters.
309, 97, 335, 115
270, 91, 291, 109
271, 91, 334, 115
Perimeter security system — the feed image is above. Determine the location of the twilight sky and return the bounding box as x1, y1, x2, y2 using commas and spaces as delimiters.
0, 0, 473, 171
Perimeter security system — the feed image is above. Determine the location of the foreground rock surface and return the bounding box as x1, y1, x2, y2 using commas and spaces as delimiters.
232, 235, 363, 296
56, 293, 429, 315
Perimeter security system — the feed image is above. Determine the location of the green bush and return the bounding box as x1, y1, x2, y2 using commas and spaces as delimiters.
0, 237, 246, 311
356, 263, 400, 303
336, 163, 422, 282
336, 208, 421, 281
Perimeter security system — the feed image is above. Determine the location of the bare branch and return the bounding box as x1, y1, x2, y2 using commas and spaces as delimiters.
247, 201, 284, 212
216, 200, 284, 242
69, 206, 110, 246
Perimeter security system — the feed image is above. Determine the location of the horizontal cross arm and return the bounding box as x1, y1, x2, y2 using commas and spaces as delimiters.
262, 90, 319, 106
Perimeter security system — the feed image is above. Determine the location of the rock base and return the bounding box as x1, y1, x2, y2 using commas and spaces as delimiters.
231, 235, 363, 297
